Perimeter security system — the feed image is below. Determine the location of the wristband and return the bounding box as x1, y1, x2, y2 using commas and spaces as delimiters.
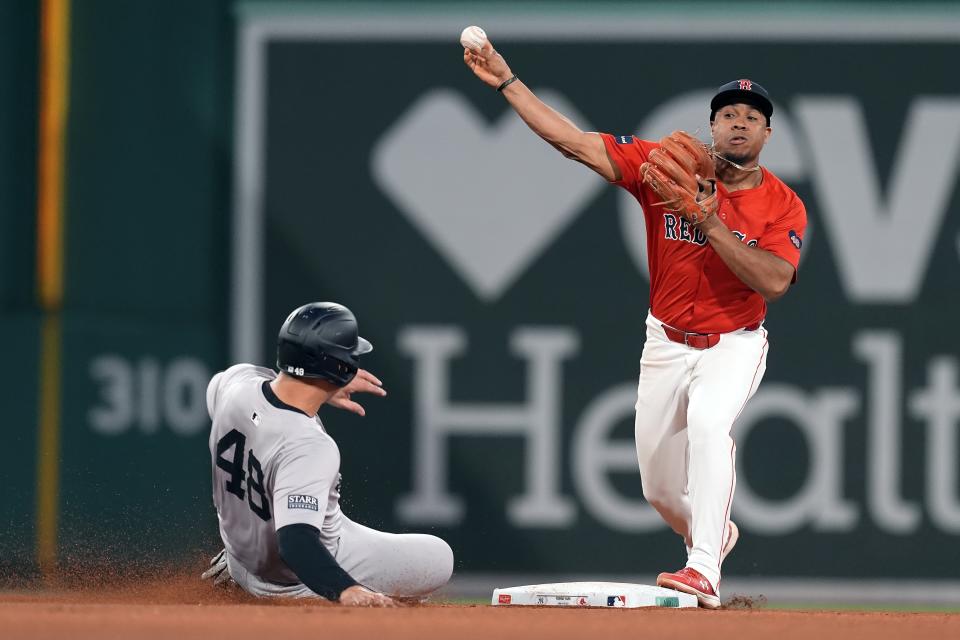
497, 75, 518, 92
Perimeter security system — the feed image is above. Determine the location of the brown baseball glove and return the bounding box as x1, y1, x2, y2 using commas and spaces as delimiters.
640, 131, 718, 225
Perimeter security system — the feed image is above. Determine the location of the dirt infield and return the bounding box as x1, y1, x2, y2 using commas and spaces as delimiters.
2, 572, 958, 640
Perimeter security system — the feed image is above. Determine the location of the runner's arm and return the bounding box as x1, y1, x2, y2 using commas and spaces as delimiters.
277, 523, 358, 600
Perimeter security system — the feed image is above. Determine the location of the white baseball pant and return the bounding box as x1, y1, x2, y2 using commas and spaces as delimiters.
224, 516, 453, 599
635, 311, 768, 589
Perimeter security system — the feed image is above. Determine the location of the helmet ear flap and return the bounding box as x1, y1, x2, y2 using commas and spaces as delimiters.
316, 352, 358, 387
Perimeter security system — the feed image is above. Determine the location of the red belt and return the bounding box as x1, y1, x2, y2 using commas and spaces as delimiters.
661, 321, 762, 350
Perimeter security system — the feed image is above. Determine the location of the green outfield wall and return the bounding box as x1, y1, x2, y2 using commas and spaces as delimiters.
2, 1, 959, 583
0, 0, 40, 575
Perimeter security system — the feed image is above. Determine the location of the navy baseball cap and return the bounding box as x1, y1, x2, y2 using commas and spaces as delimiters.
710, 79, 773, 124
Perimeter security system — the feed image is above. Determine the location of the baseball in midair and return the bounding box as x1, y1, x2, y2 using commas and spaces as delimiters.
460, 25, 488, 52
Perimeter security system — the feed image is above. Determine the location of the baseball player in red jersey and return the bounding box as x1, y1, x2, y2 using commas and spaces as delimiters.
465, 41, 806, 608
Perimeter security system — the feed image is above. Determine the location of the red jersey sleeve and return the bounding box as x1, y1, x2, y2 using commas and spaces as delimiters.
598, 133, 657, 193
757, 194, 807, 282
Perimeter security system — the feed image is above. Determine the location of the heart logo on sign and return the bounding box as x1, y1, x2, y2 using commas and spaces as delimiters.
371, 88, 603, 301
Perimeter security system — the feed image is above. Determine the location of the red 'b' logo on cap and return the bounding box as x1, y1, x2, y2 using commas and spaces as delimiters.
739, 79, 753, 91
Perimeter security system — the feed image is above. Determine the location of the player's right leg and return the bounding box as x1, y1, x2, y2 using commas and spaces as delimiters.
676, 325, 768, 601
334, 516, 454, 599
634, 313, 695, 544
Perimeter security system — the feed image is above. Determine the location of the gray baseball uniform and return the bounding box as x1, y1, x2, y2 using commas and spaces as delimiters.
206, 364, 453, 598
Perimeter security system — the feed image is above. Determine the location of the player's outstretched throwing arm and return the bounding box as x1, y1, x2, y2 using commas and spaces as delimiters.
462, 36, 619, 182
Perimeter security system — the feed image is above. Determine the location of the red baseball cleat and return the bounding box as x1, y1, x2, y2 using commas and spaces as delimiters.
657, 567, 721, 609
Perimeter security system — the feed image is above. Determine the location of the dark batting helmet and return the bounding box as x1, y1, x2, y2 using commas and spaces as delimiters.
276, 302, 373, 387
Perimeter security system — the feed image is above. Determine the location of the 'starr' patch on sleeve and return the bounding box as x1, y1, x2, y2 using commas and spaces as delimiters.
287, 494, 319, 511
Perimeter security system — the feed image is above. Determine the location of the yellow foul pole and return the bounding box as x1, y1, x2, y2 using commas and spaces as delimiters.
35, 0, 70, 576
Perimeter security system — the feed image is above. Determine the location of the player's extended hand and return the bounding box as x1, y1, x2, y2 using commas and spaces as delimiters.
463, 41, 513, 90
340, 585, 400, 607
327, 369, 387, 417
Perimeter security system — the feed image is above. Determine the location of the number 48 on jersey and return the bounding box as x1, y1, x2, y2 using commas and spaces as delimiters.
215, 428, 272, 521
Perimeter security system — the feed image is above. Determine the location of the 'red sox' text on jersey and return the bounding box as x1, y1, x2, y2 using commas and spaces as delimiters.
600, 134, 807, 334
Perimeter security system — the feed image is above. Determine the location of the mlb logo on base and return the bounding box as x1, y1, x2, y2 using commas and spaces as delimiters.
607, 595, 627, 607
